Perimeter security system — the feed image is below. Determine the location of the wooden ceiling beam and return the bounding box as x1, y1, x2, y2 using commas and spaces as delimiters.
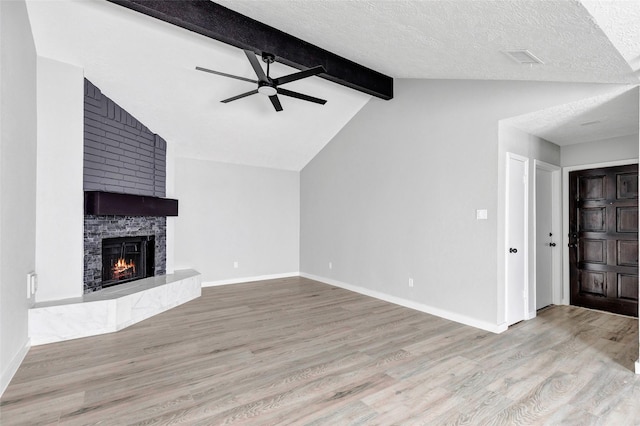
106, 0, 393, 100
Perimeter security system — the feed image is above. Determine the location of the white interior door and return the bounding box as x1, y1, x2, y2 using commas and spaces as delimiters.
506, 153, 528, 326
536, 167, 554, 309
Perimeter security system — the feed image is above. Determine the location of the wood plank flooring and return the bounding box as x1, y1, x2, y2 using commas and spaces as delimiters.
1, 277, 639, 425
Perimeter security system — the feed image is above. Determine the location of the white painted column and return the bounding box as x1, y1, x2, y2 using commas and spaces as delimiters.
35, 57, 84, 302
637, 88, 640, 375
165, 141, 175, 274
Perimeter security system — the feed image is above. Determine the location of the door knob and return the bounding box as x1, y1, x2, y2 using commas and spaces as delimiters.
509, 248, 518, 253
549, 243, 556, 247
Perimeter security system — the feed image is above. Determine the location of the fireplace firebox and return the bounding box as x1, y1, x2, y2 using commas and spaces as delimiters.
101, 236, 155, 287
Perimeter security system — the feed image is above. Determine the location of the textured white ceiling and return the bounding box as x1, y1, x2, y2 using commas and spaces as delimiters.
218, 0, 638, 83
581, 0, 640, 73
505, 87, 639, 146
25, 0, 640, 171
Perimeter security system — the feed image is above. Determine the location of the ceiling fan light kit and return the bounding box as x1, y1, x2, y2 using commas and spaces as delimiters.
257, 82, 277, 96
197, 50, 328, 112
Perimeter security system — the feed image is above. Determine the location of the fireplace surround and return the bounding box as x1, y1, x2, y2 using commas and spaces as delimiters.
84, 215, 166, 293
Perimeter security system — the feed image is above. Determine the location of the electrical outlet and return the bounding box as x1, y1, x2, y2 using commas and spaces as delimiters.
329, 261, 333, 270
408, 278, 414, 287
27, 272, 37, 298
233, 261, 239, 269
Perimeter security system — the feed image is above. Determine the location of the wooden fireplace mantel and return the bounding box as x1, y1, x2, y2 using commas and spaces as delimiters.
84, 191, 178, 217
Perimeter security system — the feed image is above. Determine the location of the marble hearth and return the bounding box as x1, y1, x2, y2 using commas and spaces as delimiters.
29, 269, 201, 345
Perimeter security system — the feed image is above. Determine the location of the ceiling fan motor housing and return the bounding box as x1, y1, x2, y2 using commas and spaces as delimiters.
261, 52, 276, 64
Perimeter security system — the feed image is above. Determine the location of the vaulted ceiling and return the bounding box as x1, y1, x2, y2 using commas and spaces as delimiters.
26, 0, 640, 170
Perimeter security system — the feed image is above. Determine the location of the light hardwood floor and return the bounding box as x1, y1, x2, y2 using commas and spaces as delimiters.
1, 277, 639, 425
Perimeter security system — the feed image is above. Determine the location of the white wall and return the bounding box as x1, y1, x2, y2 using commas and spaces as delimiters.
35, 57, 84, 302
301, 79, 631, 331
561, 134, 638, 167
174, 158, 299, 284
0, 0, 37, 395
500, 125, 561, 166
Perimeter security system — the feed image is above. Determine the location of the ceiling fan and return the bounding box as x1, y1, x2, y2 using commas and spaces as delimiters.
196, 50, 327, 112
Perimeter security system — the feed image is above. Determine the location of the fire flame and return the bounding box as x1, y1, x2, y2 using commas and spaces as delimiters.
112, 258, 136, 280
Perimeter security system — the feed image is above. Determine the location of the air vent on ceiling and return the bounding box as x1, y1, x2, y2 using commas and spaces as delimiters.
503, 49, 544, 65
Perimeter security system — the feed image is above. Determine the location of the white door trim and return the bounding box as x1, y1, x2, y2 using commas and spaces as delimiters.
505, 152, 529, 325
532, 160, 561, 318
562, 159, 639, 305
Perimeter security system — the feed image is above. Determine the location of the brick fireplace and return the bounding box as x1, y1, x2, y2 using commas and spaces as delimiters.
83, 79, 170, 293
29, 76, 198, 347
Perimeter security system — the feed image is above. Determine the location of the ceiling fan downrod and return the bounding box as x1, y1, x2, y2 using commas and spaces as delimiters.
262, 52, 275, 78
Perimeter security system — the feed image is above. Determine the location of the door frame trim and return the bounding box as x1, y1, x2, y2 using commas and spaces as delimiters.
533, 160, 562, 317
562, 159, 639, 306
505, 152, 529, 325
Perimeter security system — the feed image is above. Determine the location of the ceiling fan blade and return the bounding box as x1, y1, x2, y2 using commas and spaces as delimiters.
221, 89, 258, 103
269, 95, 283, 112
274, 65, 326, 86
195, 66, 257, 84
277, 88, 327, 105
244, 50, 268, 82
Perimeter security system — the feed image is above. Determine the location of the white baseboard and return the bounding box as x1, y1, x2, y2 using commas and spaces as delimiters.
202, 272, 300, 287
300, 272, 507, 334
1, 338, 30, 397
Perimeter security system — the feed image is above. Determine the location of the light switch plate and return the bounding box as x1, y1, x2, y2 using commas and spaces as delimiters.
476, 209, 488, 220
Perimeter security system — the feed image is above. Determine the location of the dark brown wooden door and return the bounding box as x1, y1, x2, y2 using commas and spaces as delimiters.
569, 164, 638, 317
